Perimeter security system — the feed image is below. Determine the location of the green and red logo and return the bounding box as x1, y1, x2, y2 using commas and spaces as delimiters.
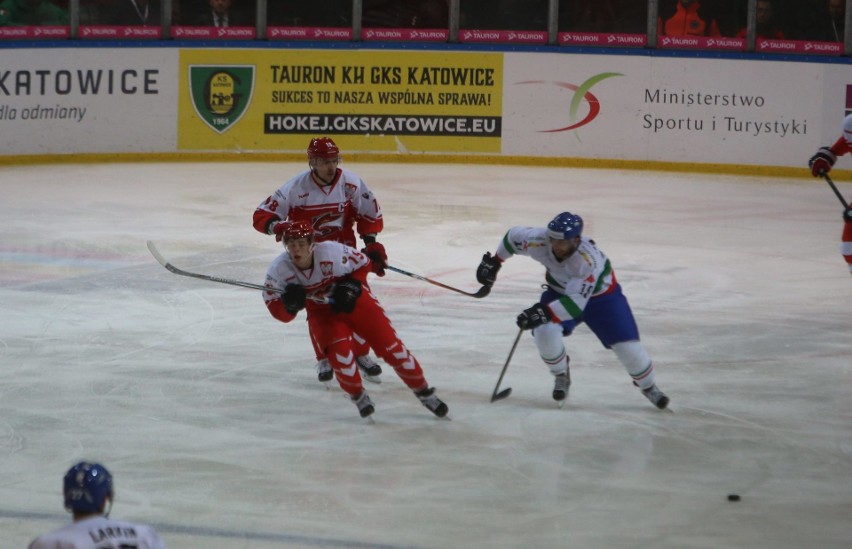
516, 72, 622, 134
189, 65, 255, 134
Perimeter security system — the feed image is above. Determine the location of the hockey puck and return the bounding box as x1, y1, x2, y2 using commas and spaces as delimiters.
727, 494, 741, 502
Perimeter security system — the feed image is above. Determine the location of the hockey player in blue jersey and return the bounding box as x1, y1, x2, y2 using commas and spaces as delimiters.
476, 211, 669, 410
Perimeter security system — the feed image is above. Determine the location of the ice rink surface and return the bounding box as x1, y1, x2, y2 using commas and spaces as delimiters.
1, 161, 850, 548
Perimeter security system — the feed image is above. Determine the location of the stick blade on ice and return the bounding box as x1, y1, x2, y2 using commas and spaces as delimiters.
490, 388, 512, 402
146, 240, 169, 268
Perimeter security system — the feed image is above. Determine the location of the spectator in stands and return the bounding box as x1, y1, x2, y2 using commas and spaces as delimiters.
191, 0, 249, 26
362, 0, 447, 28
0, 0, 68, 25
658, 0, 721, 37
736, 0, 784, 39
103, 0, 160, 25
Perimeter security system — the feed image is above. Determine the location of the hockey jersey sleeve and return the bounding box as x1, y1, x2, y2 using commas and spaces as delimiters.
828, 114, 852, 156
264, 291, 297, 323
253, 188, 290, 235
349, 179, 384, 238
264, 285, 298, 323
828, 135, 852, 157
263, 256, 299, 323
494, 226, 528, 261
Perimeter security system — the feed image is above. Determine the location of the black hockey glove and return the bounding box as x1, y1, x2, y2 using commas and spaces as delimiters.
476, 252, 502, 286
844, 208, 852, 223
809, 147, 837, 177
516, 303, 553, 330
331, 277, 362, 314
281, 283, 306, 315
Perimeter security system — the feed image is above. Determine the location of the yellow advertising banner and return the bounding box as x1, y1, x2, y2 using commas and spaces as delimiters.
178, 49, 503, 153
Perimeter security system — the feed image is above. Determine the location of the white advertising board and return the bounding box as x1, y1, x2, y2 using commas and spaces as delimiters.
501, 53, 841, 168
0, 48, 178, 155
0, 46, 847, 172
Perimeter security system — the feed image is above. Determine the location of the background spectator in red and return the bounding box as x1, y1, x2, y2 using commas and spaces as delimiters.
658, 0, 721, 37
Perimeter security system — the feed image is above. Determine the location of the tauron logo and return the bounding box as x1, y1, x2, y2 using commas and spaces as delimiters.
516, 72, 622, 134
189, 65, 255, 134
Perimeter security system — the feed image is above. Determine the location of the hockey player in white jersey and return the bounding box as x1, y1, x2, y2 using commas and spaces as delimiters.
475, 212, 669, 409
253, 137, 386, 383
263, 221, 448, 419
28, 461, 167, 549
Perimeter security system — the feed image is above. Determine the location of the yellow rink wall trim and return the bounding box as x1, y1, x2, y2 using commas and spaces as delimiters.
0, 152, 848, 181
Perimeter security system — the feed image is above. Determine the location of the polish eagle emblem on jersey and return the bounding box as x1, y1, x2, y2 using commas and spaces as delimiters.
320, 262, 333, 276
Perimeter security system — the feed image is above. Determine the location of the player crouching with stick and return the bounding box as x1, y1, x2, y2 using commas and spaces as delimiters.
263, 221, 449, 420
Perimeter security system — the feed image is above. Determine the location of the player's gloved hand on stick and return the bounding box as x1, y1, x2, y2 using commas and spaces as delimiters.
270, 220, 292, 242
476, 252, 502, 286
282, 283, 306, 314
331, 277, 362, 313
809, 147, 837, 177
844, 208, 852, 222
516, 303, 552, 330
361, 241, 388, 276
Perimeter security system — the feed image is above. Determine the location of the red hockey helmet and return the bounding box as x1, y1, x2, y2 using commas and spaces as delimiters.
282, 220, 314, 242
307, 137, 340, 160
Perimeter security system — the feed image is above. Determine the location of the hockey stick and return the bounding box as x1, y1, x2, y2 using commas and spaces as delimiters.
821, 172, 851, 210
490, 328, 523, 402
146, 241, 330, 303
386, 265, 491, 298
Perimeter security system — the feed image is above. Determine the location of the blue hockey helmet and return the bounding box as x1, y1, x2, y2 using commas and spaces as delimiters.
63, 461, 113, 514
547, 212, 583, 240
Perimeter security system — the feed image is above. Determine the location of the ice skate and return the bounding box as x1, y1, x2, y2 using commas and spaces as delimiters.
351, 391, 375, 419
552, 371, 571, 408
642, 384, 670, 410
316, 359, 333, 387
356, 355, 383, 384
415, 387, 449, 418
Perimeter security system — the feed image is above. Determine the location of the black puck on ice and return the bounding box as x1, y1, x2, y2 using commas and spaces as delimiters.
727, 494, 741, 502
